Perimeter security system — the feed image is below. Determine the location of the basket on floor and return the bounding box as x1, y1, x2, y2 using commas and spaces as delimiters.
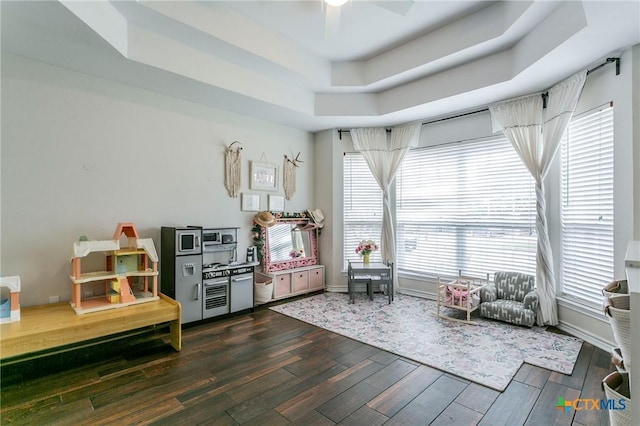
254, 272, 274, 305
602, 279, 629, 298
602, 371, 631, 426
603, 295, 631, 371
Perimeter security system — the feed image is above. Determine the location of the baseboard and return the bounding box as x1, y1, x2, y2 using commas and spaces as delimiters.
396, 288, 437, 301
326, 285, 437, 301
556, 321, 615, 353
325, 284, 347, 293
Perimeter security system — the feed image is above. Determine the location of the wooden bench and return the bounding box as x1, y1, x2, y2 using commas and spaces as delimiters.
0, 293, 181, 364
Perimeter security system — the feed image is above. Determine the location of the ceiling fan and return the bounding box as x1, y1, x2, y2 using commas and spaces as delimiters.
321, 0, 415, 39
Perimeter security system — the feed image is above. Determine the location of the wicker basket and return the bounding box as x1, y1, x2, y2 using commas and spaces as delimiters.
254, 272, 274, 305
602, 371, 631, 426
603, 295, 631, 371
602, 279, 629, 298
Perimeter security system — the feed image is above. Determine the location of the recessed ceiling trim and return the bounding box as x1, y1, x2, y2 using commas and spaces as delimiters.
317, 2, 587, 119
330, 1, 533, 88
3, 0, 637, 133
60, 0, 129, 56
138, 0, 331, 86
126, 25, 316, 114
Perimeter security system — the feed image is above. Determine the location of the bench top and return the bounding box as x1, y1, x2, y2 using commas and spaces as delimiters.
0, 293, 180, 360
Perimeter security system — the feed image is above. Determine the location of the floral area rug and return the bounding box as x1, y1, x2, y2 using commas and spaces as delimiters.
270, 293, 582, 391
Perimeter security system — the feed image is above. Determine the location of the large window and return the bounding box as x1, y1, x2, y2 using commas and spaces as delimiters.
560, 105, 614, 306
395, 136, 536, 278
343, 153, 383, 267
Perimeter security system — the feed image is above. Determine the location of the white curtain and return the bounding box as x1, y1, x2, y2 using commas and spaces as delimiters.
350, 123, 421, 292
489, 71, 586, 326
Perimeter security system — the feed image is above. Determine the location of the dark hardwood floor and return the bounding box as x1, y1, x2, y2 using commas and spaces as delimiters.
0, 301, 615, 425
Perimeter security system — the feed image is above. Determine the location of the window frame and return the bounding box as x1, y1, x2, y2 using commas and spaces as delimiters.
394, 135, 537, 279
342, 152, 383, 269
559, 103, 614, 307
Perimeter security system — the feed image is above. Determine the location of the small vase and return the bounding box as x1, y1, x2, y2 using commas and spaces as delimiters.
362, 254, 370, 264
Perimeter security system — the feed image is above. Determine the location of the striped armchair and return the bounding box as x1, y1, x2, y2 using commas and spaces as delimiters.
479, 271, 538, 327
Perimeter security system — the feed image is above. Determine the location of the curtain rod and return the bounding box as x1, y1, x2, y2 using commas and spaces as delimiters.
337, 57, 620, 140
337, 108, 487, 140
587, 57, 620, 75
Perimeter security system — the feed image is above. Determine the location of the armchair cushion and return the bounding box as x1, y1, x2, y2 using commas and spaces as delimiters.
522, 290, 539, 312
494, 271, 535, 302
479, 285, 497, 303
480, 271, 537, 327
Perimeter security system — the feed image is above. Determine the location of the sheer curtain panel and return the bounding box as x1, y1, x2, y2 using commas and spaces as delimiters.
489, 71, 586, 326
350, 123, 421, 291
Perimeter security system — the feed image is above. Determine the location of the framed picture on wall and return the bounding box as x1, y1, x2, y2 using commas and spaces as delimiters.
268, 195, 285, 212
241, 193, 260, 212
250, 161, 278, 191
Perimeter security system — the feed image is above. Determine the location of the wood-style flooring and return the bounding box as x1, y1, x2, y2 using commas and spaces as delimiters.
0, 300, 615, 425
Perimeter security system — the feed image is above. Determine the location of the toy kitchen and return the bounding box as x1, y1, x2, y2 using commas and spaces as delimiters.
161, 226, 256, 324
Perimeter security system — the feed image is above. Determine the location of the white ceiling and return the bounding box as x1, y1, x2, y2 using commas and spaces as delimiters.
2, 1, 639, 133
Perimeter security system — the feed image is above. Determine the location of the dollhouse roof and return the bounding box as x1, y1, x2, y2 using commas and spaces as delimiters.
136, 238, 158, 262
113, 223, 139, 240
72, 223, 157, 262
73, 240, 120, 258
0, 276, 20, 292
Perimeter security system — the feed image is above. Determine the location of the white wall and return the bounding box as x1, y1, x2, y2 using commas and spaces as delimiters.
323, 45, 639, 351
633, 44, 640, 241
312, 129, 338, 288
1, 54, 314, 307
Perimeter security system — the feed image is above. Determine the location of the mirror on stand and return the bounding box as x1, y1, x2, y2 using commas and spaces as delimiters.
261, 219, 319, 272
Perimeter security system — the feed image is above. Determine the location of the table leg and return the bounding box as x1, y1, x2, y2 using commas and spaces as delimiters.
349, 277, 354, 304
169, 318, 181, 351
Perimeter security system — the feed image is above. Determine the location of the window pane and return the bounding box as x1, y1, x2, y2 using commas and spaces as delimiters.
343, 153, 383, 268
561, 105, 614, 306
396, 136, 536, 278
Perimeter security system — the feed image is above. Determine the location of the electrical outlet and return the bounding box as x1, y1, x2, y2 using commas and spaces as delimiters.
49, 295, 60, 303
83, 290, 93, 299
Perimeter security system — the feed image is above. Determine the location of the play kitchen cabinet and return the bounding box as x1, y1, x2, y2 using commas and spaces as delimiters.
230, 272, 254, 312
202, 227, 239, 254
161, 227, 204, 324
201, 227, 254, 315
271, 265, 324, 300
162, 226, 254, 324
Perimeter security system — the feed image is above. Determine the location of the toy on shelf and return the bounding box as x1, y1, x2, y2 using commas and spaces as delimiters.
70, 223, 159, 314
0, 276, 21, 323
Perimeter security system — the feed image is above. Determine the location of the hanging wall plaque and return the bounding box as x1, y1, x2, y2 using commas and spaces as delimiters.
250, 161, 278, 191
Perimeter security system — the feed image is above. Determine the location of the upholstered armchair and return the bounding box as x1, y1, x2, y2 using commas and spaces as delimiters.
479, 271, 538, 327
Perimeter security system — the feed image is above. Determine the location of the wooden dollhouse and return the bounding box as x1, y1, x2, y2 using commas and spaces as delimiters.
70, 223, 159, 314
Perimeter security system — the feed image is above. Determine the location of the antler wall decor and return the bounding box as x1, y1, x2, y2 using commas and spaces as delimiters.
283, 152, 303, 200
224, 141, 242, 198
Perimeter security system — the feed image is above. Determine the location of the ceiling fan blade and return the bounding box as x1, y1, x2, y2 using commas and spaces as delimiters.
324, 5, 341, 39
372, 1, 415, 15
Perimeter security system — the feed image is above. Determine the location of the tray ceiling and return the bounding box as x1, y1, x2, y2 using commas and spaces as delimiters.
2, 1, 639, 132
